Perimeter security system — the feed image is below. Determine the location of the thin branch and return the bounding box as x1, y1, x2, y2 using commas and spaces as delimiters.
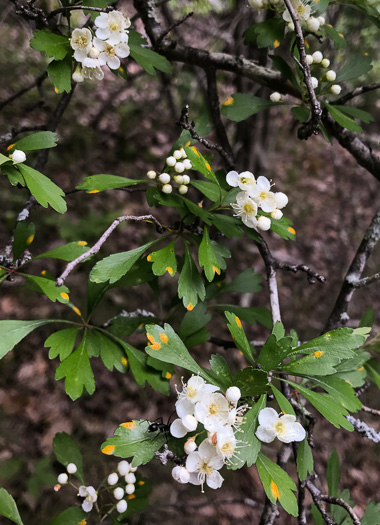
0, 125, 46, 146
355, 382, 370, 397
282, 0, 322, 136
319, 495, 361, 525
56, 214, 164, 286
155, 11, 194, 47
306, 481, 338, 525
47, 5, 114, 21
335, 82, 380, 105
275, 261, 326, 284
10, 0, 47, 24
255, 235, 281, 324
208, 336, 267, 349
324, 205, 380, 331
348, 271, 380, 289
347, 415, 380, 443
259, 501, 279, 525
361, 404, 380, 416
0, 72, 47, 113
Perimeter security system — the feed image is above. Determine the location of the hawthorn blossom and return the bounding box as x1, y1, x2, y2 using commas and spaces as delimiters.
194, 392, 230, 432
78, 485, 98, 512
186, 441, 224, 492
93, 37, 130, 70
70, 28, 93, 62
81, 64, 104, 81
214, 426, 238, 462
95, 11, 131, 45
172, 465, 191, 484
226, 170, 257, 194
249, 176, 277, 213
177, 376, 219, 405
231, 192, 258, 228
282, 0, 311, 23
255, 408, 306, 444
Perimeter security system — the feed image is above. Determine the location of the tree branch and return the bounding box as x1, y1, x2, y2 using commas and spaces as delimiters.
0, 72, 47, 113
348, 272, 380, 289
335, 82, 380, 106
46, 5, 114, 21
306, 481, 338, 525
319, 495, 361, 525
347, 415, 380, 443
255, 236, 281, 324
56, 214, 164, 286
361, 404, 380, 416
275, 261, 326, 284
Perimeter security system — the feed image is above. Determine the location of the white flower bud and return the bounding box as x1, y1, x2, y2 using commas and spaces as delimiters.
257, 216, 271, 231
11, 149, 26, 164
146, 170, 157, 180
161, 184, 173, 194
182, 175, 190, 185
183, 159, 192, 170
182, 414, 198, 431
179, 185, 189, 195
72, 68, 84, 83
275, 192, 288, 209
311, 77, 318, 89
125, 483, 135, 494
166, 156, 176, 167
173, 150, 182, 160
116, 499, 128, 514
271, 209, 283, 220
306, 55, 313, 65
174, 175, 184, 185
174, 162, 185, 173
125, 473, 136, 484
184, 438, 198, 455
113, 487, 125, 500
179, 147, 187, 158
57, 473, 68, 484
226, 386, 241, 404
171, 466, 190, 484
88, 46, 100, 59
117, 461, 130, 476
269, 92, 282, 103
312, 51, 323, 64
325, 70, 336, 82
330, 84, 342, 95
159, 173, 171, 184
129, 466, 138, 473
321, 58, 330, 68
108, 472, 119, 485
306, 17, 320, 33
317, 16, 325, 26
67, 463, 77, 474
288, 22, 295, 31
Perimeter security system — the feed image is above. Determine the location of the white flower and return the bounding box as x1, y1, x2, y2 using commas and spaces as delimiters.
82, 65, 104, 81
114, 487, 124, 500
257, 216, 271, 231
179, 184, 188, 195
108, 472, 119, 485
174, 175, 184, 185
177, 376, 219, 405
215, 429, 238, 462
306, 17, 320, 32
116, 499, 128, 513
311, 77, 318, 89
182, 174, 191, 185
72, 65, 84, 83
271, 209, 283, 220
172, 465, 191, 484
95, 11, 131, 45
326, 70, 336, 82
231, 192, 258, 229
255, 407, 306, 444
182, 414, 198, 431
250, 176, 277, 213
194, 392, 230, 432
146, 170, 157, 179
330, 85, 342, 95
306, 55, 313, 65
129, 466, 138, 473
70, 28, 93, 62
10, 149, 26, 164
226, 170, 256, 194
170, 418, 189, 438
174, 162, 185, 173
317, 15, 326, 26
225, 386, 241, 404
162, 184, 172, 194
67, 463, 77, 474
270, 92, 282, 103
312, 51, 323, 64
283, 0, 311, 22
78, 486, 98, 512
93, 37, 130, 70
173, 150, 182, 160
88, 46, 100, 59
183, 159, 192, 170
186, 441, 224, 492
57, 473, 68, 484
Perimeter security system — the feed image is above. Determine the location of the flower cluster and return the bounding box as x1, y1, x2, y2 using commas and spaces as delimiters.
147, 148, 192, 195
305, 51, 341, 95
106, 460, 139, 514
226, 171, 288, 231
170, 377, 246, 492
70, 10, 131, 83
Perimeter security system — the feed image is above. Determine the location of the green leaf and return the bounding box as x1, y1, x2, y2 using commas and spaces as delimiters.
48, 506, 87, 525
13, 221, 35, 261
174, 114, 212, 149
290, 327, 369, 359
257, 452, 298, 516
336, 54, 372, 82
76, 174, 145, 192
221, 93, 277, 122
13, 132, 58, 152
362, 502, 380, 525
279, 350, 341, 376
199, 227, 222, 282
183, 146, 219, 185
101, 420, 167, 467
55, 336, 96, 400
96, 331, 125, 372
190, 179, 226, 202
90, 240, 157, 284
178, 302, 211, 348
268, 215, 296, 241
34, 240, 90, 261
244, 19, 286, 48
83, 0, 107, 20
0, 488, 23, 525
30, 30, 70, 60
25, 275, 70, 304
324, 102, 363, 132
365, 358, 380, 389
27, 457, 56, 499
45, 328, 79, 360
178, 245, 206, 310
228, 395, 266, 470
216, 305, 272, 328
304, 375, 361, 412
296, 439, 314, 481
109, 312, 158, 339
209, 354, 233, 389
327, 449, 340, 497
257, 334, 294, 372
210, 213, 243, 238
53, 432, 85, 483
233, 367, 270, 396
270, 54, 300, 90
219, 268, 262, 295
47, 57, 72, 94
0, 153, 11, 166
0, 457, 24, 480
360, 308, 374, 328
0, 319, 57, 359
324, 24, 346, 49
123, 341, 170, 395
129, 31, 172, 75
148, 242, 177, 277
271, 384, 295, 416
335, 105, 374, 124
225, 310, 254, 363
17, 164, 67, 214
291, 106, 310, 123
1, 165, 25, 186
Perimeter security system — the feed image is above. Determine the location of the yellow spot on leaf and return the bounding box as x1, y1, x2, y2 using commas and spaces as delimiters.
73, 307, 82, 317
88, 190, 99, 194
274, 40, 280, 49
118, 66, 123, 72
147, 254, 152, 261
128, 494, 136, 500
165, 372, 172, 379
54, 87, 59, 94
166, 266, 174, 276
151, 342, 161, 350
121, 357, 128, 367
338, 33, 344, 38
187, 303, 194, 311
78, 520, 87, 525
345, 380, 352, 387
147, 333, 155, 344
121, 421, 136, 429
41, 270, 46, 276
357, 366, 364, 371
78, 240, 87, 246
288, 227, 296, 235
159, 333, 168, 344
235, 316, 242, 327
313, 351, 323, 358
185, 141, 191, 147
6, 143, 14, 151
213, 266, 220, 275
364, 52, 368, 56
102, 445, 115, 455
327, 24, 333, 27
191, 146, 200, 157
304, 39, 309, 49
138, 480, 145, 486
205, 162, 211, 171
26, 235, 34, 245
60, 292, 69, 300
270, 480, 280, 500
223, 97, 234, 106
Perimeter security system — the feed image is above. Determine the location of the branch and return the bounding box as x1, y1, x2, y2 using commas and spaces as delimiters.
155, 11, 194, 47
0, 125, 46, 146
255, 236, 281, 324
0, 72, 47, 113
282, 0, 322, 136
10, 0, 47, 24
319, 495, 361, 525
56, 214, 164, 286
275, 261, 326, 284
347, 415, 380, 443
361, 404, 380, 416
305, 481, 338, 525
335, 82, 380, 106
46, 5, 114, 21
324, 205, 380, 331
348, 271, 380, 289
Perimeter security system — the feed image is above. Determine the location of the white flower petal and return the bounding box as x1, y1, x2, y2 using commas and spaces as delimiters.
170, 418, 188, 438
188, 472, 201, 485
256, 176, 271, 192
258, 407, 279, 426
206, 470, 224, 489
116, 43, 130, 58
93, 37, 106, 51
94, 13, 109, 28
82, 500, 93, 512
255, 425, 276, 443
186, 451, 201, 472
107, 56, 121, 69
176, 397, 194, 418
78, 486, 88, 497
280, 414, 296, 423
95, 27, 111, 40
226, 170, 239, 187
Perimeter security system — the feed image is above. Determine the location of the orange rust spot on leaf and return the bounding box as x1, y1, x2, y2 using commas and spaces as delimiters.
60, 292, 69, 300
151, 342, 161, 350
205, 162, 211, 171
187, 303, 194, 311
88, 190, 99, 194
185, 141, 191, 147
41, 270, 46, 275
270, 480, 280, 500
357, 366, 364, 371
191, 146, 200, 156
313, 351, 323, 358
138, 480, 145, 486
288, 227, 296, 235
159, 333, 168, 344
223, 97, 234, 106
73, 307, 82, 317
121, 357, 128, 367
78, 240, 87, 246
128, 494, 136, 500
166, 266, 174, 276
147, 333, 155, 344
6, 144, 15, 151
274, 40, 280, 48
235, 316, 242, 327
26, 235, 34, 245
147, 254, 152, 261
165, 372, 172, 379
102, 445, 115, 455
121, 421, 136, 429
213, 266, 220, 275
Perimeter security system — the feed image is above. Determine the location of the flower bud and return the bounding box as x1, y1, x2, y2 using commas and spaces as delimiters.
184, 438, 197, 455
179, 185, 189, 195
330, 84, 342, 95
182, 175, 190, 185
67, 463, 77, 474
125, 473, 136, 484
321, 58, 330, 68
108, 472, 119, 485
159, 173, 171, 184
166, 156, 176, 167
172, 466, 190, 484
312, 51, 323, 64
325, 70, 336, 82
257, 216, 271, 231
306, 17, 320, 33
11, 149, 26, 164
72, 65, 84, 83
174, 162, 185, 173
182, 414, 198, 431
173, 150, 182, 160
226, 386, 241, 403
125, 483, 135, 494
57, 473, 68, 484
117, 461, 130, 475
275, 192, 288, 209
162, 184, 173, 194
179, 147, 187, 158
311, 77, 318, 89
129, 466, 138, 473
89, 46, 100, 59
306, 55, 313, 65
146, 170, 156, 180
113, 487, 125, 500
116, 499, 128, 513
183, 159, 192, 170
174, 175, 184, 185
269, 92, 282, 103
317, 16, 326, 26
271, 209, 283, 220
287, 22, 295, 31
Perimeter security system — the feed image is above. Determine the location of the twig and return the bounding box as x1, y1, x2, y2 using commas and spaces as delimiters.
306, 481, 338, 525
0, 125, 46, 146
56, 214, 164, 286
324, 205, 380, 331
0, 72, 47, 113
255, 235, 281, 324
10, 0, 47, 24
47, 5, 114, 21
348, 272, 380, 288
319, 495, 361, 525
155, 444, 185, 466
355, 382, 370, 397
258, 501, 279, 525
347, 415, 380, 443
335, 82, 380, 105
361, 404, 380, 416
282, 0, 322, 136
275, 261, 326, 284
209, 336, 267, 349
155, 11, 194, 47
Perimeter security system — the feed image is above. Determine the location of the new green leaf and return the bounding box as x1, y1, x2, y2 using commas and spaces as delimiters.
0, 489, 23, 525
76, 174, 145, 192
148, 242, 177, 277
17, 164, 67, 214
13, 132, 58, 151
0, 319, 57, 359
53, 432, 85, 484
178, 246, 206, 310
30, 30, 70, 60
